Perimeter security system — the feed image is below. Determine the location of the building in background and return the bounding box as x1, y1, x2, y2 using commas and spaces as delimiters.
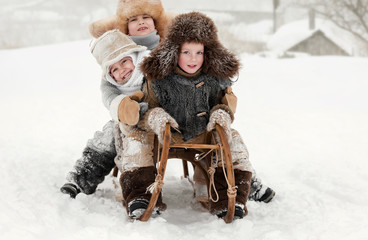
267, 17, 355, 56
1, 0, 367, 56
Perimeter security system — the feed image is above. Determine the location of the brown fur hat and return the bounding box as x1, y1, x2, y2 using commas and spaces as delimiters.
89, 0, 172, 39
141, 11, 240, 81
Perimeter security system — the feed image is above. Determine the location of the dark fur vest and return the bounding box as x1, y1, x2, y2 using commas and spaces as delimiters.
151, 72, 231, 141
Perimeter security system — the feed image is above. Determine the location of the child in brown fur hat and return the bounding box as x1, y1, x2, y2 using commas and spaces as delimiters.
130, 12, 256, 220
89, 0, 172, 46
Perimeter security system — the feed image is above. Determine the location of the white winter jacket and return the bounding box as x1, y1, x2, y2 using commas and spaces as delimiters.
101, 50, 151, 122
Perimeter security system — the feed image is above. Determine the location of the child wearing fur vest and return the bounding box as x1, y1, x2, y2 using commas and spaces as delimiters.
118, 12, 257, 220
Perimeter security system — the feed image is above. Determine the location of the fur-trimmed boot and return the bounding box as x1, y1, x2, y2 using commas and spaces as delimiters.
209, 168, 252, 220
119, 166, 167, 219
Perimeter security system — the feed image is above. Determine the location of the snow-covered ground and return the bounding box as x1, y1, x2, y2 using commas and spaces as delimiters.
0, 40, 368, 240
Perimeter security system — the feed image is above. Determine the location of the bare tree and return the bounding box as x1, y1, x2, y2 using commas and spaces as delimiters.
287, 0, 368, 45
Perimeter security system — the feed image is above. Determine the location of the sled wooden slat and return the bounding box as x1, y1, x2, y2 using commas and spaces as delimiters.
170, 143, 221, 149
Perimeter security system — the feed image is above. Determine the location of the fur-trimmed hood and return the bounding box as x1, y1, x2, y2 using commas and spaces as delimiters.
141, 11, 240, 81
89, 0, 173, 40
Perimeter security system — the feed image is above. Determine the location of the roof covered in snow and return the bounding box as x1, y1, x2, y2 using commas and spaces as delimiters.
267, 19, 356, 55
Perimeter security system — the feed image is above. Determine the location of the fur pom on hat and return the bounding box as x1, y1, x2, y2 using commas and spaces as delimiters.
141, 11, 240, 81
89, 0, 172, 40
90, 29, 147, 78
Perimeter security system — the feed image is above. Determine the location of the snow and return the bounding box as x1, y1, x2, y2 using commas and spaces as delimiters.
1, 40, 368, 240
228, 20, 273, 42
162, 0, 273, 12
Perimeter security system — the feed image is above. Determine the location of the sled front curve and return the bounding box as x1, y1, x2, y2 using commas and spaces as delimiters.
139, 123, 236, 223
139, 123, 171, 221
215, 124, 236, 223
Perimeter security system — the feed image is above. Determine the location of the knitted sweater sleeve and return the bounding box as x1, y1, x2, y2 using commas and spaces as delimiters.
100, 78, 121, 109
100, 78, 130, 121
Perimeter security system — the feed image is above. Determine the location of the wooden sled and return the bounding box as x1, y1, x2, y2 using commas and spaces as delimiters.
138, 123, 237, 224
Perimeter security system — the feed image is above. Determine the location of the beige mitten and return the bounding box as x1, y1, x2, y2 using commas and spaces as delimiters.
221, 86, 237, 114
147, 107, 179, 143
118, 91, 145, 126
206, 109, 232, 142
129, 91, 144, 102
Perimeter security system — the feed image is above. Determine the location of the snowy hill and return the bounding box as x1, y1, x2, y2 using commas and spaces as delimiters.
0, 41, 368, 240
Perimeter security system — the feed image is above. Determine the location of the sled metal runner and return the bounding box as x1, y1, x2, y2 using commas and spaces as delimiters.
139, 123, 236, 223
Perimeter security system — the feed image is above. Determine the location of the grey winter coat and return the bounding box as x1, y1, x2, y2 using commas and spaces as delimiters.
150, 70, 232, 141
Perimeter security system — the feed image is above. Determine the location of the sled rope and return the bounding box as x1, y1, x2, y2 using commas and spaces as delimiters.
196, 148, 215, 162
207, 133, 223, 202
112, 178, 119, 189
208, 132, 237, 201
208, 134, 222, 202
112, 173, 125, 201
146, 174, 164, 194
219, 145, 237, 199
208, 166, 219, 202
